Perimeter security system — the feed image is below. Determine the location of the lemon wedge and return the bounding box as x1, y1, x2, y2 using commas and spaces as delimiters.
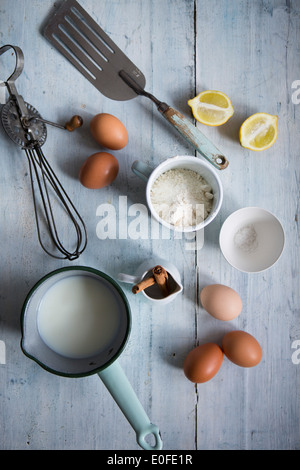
239, 113, 278, 151
187, 90, 234, 126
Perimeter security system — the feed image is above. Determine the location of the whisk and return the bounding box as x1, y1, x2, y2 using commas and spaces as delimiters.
0, 44, 87, 260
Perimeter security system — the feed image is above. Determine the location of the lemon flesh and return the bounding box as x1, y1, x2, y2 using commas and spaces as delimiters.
239, 113, 278, 151
188, 90, 234, 126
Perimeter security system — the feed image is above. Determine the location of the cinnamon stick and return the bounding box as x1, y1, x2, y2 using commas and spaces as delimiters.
132, 276, 155, 294
152, 265, 169, 296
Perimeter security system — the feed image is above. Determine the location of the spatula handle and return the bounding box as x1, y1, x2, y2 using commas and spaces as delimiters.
159, 106, 229, 170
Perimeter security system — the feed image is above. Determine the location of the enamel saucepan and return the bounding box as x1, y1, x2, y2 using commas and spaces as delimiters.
20, 266, 162, 450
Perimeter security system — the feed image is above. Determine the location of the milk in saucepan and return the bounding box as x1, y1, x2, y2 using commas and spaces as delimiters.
37, 275, 121, 359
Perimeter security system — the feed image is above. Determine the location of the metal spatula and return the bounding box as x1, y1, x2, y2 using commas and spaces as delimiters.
44, 0, 229, 170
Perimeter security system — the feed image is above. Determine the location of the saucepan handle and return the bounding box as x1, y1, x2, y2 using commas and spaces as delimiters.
98, 360, 163, 450
159, 106, 229, 170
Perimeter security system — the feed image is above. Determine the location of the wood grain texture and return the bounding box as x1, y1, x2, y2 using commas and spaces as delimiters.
0, 0, 299, 451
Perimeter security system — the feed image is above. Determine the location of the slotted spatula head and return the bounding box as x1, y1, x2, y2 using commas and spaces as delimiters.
44, 0, 146, 101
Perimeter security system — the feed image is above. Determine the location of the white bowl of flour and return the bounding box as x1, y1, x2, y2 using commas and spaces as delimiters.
132, 155, 223, 232
219, 207, 285, 273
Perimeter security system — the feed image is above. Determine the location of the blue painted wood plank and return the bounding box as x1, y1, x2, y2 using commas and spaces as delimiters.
0, 0, 299, 451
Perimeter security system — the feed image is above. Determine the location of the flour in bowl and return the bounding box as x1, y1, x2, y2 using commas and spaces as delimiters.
150, 168, 214, 228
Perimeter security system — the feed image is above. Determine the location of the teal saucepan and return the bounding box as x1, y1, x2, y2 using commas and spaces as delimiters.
20, 266, 162, 450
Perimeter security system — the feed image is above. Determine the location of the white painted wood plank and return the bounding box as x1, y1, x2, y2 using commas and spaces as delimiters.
195, 0, 300, 450
0, 0, 197, 451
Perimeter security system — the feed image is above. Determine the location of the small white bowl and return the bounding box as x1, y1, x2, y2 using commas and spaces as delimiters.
132, 156, 223, 233
219, 207, 285, 273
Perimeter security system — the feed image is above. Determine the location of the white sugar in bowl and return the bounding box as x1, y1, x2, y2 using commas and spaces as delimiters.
219, 207, 285, 273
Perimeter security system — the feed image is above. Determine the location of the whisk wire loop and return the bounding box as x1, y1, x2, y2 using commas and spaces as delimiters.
25, 145, 87, 260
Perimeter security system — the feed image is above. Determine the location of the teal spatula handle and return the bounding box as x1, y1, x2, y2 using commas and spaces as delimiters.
98, 360, 162, 450
159, 106, 229, 170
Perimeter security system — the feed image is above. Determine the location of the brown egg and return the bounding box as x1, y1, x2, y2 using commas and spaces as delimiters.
200, 284, 242, 321
79, 152, 119, 189
222, 330, 262, 367
184, 343, 223, 383
90, 113, 128, 150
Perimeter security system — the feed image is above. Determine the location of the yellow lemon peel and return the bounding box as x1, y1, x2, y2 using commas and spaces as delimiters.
188, 90, 234, 126
239, 113, 278, 151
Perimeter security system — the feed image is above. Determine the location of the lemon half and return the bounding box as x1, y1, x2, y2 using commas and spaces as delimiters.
188, 90, 234, 126
239, 113, 278, 151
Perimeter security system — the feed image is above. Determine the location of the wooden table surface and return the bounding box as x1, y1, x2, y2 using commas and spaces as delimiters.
0, 0, 299, 451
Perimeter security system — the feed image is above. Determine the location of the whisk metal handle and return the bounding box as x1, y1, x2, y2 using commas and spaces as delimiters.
0, 45, 28, 118
0, 44, 24, 84
26, 115, 83, 132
